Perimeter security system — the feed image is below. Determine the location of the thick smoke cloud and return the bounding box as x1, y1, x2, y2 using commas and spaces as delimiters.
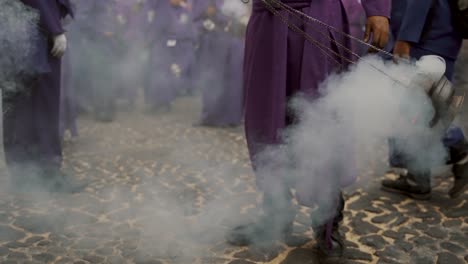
0, 1, 452, 261
0, 0, 39, 95
252, 56, 447, 229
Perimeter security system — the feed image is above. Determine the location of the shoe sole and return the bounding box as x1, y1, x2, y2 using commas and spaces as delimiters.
381, 186, 431, 200
449, 179, 468, 199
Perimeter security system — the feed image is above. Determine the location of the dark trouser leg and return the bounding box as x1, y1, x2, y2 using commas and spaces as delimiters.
314, 192, 345, 257
33, 63, 62, 172
444, 126, 468, 198
3, 77, 39, 184
226, 181, 297, 246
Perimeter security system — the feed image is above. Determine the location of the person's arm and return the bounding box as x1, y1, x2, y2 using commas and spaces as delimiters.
392, 0, 433, 58
361, 0, 391, 49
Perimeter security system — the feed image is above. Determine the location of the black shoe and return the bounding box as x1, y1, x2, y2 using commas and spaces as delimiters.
226, 223, 272, 246
450, 159, 468, 198
49, 175, 89, 193
95, 111, 115, 122
282, 226, 310, 247
42, 170, 89, 194
381, 174, 431, 200
315, 224, 343, 258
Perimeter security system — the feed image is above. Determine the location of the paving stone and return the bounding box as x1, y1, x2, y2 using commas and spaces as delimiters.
412, 255, 433, 264
343, 240, 359, 248
13, 214, 65, 234
371, 214, 397, 224
5, 241, 27, 249
83, 255, 105, 263
73, 238, 99, 250
377, 256, 400, 264
440, 242, 464, 254
437, 252, 463, 264
55, 257, 73, 264
105, 256, 126, 264
390, 215, 409, 226
25, 236, 44, 245
280, 248, 319, 264
364, 206, 383, 214
228, 260, 256, 264
441, 202, 468, 218
0, 225, 25, 242
233, 245, 284, 262
398, 227, 419, 236
382, 230, 404, 240
375, 246, 405, 261
449, 233, 468, 248
411, 236, 438, 250
343, 248, 372, 261
350, 218, 379, 235
0, 246, 11, 256
358, 235, 387, 250
7, 251, 28, 260
32, 253, 56, 263
423, 226, 447, 239
347, 196, 373, 211
396, 241, 413, 252
199, 257, 230, 264
95, 247, 114, 256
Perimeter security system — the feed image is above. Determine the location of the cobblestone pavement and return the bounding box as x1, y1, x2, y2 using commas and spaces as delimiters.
0, 97, 466, 264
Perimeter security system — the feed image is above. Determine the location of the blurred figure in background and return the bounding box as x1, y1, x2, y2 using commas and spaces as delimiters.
72, 1, 121, 122
146, 0, 196, 113
198, 0, 249, 127
193, 0, 230, 126
114, 0, 152, 110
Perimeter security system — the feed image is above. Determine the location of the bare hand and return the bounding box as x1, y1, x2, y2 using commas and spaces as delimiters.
364, 16, 390, 51
393, 40, 411, 59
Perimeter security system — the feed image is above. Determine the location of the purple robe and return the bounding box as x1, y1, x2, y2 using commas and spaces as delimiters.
243, 0, 390, 201
193, 0, 234, 124
146, 0, 196, 108
113, 0, 152, 104
342, 0, 366, 56
60, 48, 78, 138
3, 0, 72, 172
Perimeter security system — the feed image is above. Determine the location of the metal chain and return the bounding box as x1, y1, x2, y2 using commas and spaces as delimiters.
266, 0, 363, 63
258, 0, 410, 88
261, 0, 349, 67
270, 0, 395, 58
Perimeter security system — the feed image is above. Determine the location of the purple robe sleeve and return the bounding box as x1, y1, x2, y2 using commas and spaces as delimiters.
20, 0, 66, 36
361, 0, 391, 18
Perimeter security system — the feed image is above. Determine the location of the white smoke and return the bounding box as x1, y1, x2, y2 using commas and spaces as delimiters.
254, 55, 447, 226
0, 0, 39, 93
221, 0, 249, 18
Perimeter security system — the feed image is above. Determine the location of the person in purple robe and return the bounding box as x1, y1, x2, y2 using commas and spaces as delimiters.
72, 0, 120, 122
192, 0, 233, 125
226, 0, 390, 257
4, 0, 86, 193
146, 0, 196, 112
194, 2, 247, 127
113, 0, 152, 109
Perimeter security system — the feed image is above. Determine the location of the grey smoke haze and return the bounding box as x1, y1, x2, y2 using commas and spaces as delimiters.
0, 0, 452, 261
0, 0, 39, 95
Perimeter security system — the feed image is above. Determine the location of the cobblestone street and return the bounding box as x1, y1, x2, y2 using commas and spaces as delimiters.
0, 97, 466, 264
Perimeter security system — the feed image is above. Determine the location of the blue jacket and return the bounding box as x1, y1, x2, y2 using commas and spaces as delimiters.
390, 0, 463, 60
